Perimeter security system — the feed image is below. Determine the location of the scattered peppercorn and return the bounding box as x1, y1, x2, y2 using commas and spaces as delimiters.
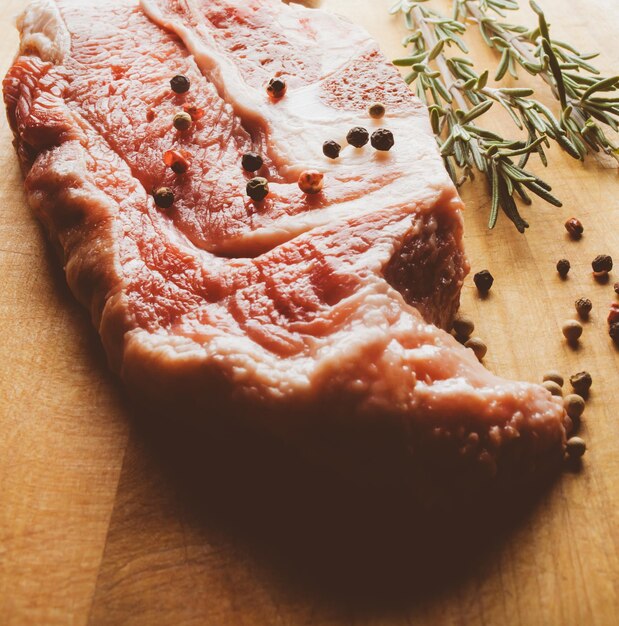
368, 102, 386, 119
543, 380, 563, 397
575, 297, 592, 319
570, 371, 592, 395
346, 126, 369, 148
241, 152, 264, 173
608, 303, 619, 325
592, 254, 613, 276
562, 319, 583, 343
371, 128, 395, 151
164, 149, 191, 174
322, 140, 341, 160
464, 337, 487, 361
170, 74, 190, 94
566, 437, 586, 460
267, 77, 287, 99
614, 282, 619, 295
298, 170, 324, 195
565, 217, 583, 240
173, 112, 193, 132
153, 187, 174, 209
556, 259, 570, 277
543, 371, 564, 387
183, 104, 205, 121
246, 177, 269, 202
564, 394, 585, 420
610, 322, 619, 344
473, 270, 494, 293
452, 314, 474, 340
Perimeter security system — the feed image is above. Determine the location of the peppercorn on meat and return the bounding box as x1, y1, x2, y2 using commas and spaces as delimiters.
3, 0, 570, 497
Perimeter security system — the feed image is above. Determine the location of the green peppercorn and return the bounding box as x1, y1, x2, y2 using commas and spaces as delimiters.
241, 152, 264, 173
562, 319, 583, 343
322, 140, 341, 160
173, 112, 193, 131
371, 128, 394, 151
575, 297, 592, 319
570, 371, 592, 395
543, 380, 563, 397
566, 437, 586, 460
368, 102, 386, 119
346, 127, 369, 148
170, 74, 190, 94
246, 177, 269, 202
556, 259, 570, 277
543, 371, 564, 387
153, 187, 174, 209
473, 270, 494, 293
452, 314, 474, 340
464, 337, 487, 361
267, 77, 286, 99
564, 394, 585, 420
592, 254, 613, 275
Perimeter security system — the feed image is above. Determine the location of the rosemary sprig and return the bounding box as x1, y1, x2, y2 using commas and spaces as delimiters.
456, 0, 619, 161
390, 0, 562, 231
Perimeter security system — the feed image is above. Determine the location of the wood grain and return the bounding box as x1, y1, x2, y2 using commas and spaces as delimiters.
0, 1, 618, 625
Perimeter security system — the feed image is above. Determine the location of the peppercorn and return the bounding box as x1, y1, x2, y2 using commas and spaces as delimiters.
556, 259, 570, 277
543, 371, 564, 387
371, 128, 395, 151
267, 77, 287, 99
346, 127, 369, 148
322, 140, 341, 160
464, 337, 487, 361
562, 319, 583, 343
608, 303, 619, 325
566, 437, 586, 460
473, 270, 494, 293
368, 102, 386, 119
298, 170, 324, 195
241, 152, 264, 173
614, 282, 619, 295
153, 187, 174, 209
592, 254, 613, 275
170, 74, 190, 94
173, 112, 193, 132
246, 177, 269, 202
565, 217, 583, 240
610, 322, 619, 343
564, 394, 585, 420
452, 314, 474, 340
570, 371, 592, 395
575, 297, 592, 319
164, 149, 191, 174
543, 380, 563, 397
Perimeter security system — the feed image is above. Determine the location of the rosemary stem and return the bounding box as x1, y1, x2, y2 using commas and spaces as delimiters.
411, 5, 470, 112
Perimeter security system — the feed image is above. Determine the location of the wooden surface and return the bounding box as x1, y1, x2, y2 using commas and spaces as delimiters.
1, 1, 618, 624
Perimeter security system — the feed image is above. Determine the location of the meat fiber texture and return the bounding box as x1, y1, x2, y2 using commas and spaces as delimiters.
3, 0, 569, 499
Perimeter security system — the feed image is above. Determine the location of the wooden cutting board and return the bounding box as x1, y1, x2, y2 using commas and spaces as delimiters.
1, 1, 618, 624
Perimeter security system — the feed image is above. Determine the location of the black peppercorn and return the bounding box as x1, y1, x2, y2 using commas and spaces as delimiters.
246, 177, 269, 202
322, 140, 341, 160
473, 270, 494, 293
170, 74, 190, 94
575, 297, 592, 318
570, 371, 592, 396
241, 152, 264, 172
371, 128, 395, 151
267, 78, 287, 99
153, 187, 174, 209
556, 259, 570, 277
592, 254, 613, 275
346, 127, 369, 148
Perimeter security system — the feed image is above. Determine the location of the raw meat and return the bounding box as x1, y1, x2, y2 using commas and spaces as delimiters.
3, 0, 569, 496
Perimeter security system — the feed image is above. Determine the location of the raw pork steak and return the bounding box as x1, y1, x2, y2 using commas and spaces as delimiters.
4, 0, 569, 495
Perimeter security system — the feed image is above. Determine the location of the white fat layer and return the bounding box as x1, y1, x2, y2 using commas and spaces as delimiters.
17, 0, 70, 63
